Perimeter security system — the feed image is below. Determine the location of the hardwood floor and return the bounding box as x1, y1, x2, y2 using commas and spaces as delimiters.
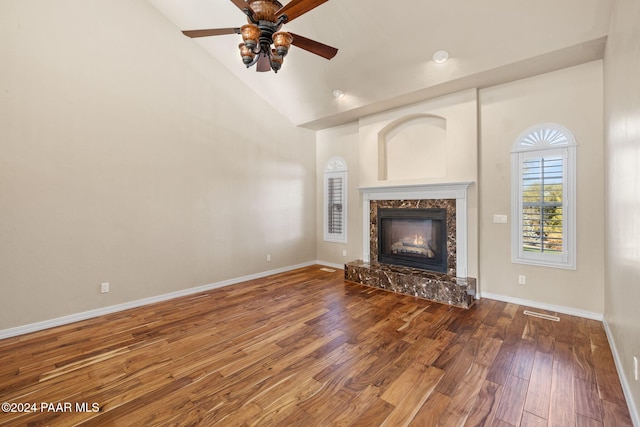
0, 266, 632, 426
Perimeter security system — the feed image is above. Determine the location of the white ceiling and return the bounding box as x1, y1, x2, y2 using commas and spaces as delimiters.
148, 0, 611, 130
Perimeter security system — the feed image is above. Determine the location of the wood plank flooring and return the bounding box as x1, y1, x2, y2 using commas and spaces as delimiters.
0, 266, 633, 426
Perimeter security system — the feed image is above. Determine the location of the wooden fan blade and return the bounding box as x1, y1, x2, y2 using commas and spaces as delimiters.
229, 0, 251, 12
256, 52, 271, 72
276, 0, 329, 22
290, 32, 338, 59
182, 28, 239, 38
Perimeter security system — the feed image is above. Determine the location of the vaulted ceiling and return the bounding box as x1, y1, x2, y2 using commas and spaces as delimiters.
148, 0, 611, 130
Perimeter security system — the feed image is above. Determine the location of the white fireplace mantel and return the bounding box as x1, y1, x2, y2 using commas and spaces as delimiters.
360, 182, 473, 278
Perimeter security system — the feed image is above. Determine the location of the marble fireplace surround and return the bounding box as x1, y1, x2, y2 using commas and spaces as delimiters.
362, 182, 472, 277
345, 182, 476, 308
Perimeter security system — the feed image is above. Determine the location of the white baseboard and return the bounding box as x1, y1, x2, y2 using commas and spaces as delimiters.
603, 318, 640, 427
315, 260, 346, 270
478, 292, 603, 321
0, 261, 319, 340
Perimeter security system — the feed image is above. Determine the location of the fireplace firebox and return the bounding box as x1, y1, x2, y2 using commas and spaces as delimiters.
377, 207, 447, 273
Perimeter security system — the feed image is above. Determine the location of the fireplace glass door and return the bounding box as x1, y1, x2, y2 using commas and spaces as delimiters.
378, 208, 447, 273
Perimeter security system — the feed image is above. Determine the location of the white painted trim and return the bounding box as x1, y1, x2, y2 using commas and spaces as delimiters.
316, 260, 346, 270
479, 292, 603, 321
360, 182, 473, 277
603, 319, 640, 427
359, 182, 472, 200
0, 261, 318, 340
455, 195, 469, 278
362, 196, 371, 262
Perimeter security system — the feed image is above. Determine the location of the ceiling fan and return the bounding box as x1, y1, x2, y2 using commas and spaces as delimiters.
182, 0, 338, 73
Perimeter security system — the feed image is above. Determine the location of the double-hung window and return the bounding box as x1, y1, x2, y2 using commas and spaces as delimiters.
511, 124, 576, 269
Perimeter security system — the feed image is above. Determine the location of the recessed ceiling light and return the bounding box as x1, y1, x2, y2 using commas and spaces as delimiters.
432, 50, 450, 64
332, 89, 345, 99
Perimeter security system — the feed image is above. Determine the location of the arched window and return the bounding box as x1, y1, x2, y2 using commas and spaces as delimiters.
324, 157, 348, 243
511, 124, 577, 269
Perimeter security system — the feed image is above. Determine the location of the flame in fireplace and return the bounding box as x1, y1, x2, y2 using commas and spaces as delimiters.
414, 234, 425, 246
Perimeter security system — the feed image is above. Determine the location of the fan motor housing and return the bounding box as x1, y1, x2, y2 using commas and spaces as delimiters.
248, 0, 284, 22
258, 22, 280, 46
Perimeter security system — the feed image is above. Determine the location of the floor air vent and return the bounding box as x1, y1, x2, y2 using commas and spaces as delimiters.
523, 310, 560, 322
319, 267, 336, 273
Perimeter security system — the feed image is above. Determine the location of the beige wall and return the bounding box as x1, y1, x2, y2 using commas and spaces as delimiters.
358, 90, 479, 278
316, 91, 479, 277
318, 69, 605, 313
604, 0, 640, 419
358, 90, 478, 188
0, 0, 316, 330
479, 61, 605, 314
315, 123, 361, 266
3, 10, 636, 422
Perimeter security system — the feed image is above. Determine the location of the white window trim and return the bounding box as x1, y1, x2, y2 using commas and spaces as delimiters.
511, 123, 577, 269
323, 157, 348, 243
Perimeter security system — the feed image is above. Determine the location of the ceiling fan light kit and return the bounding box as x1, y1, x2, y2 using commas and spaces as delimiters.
240, 24, 261, 50
273, 31, 294, 57
182, 0, 338, 73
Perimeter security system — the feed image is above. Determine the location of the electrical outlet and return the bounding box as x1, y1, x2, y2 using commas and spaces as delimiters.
100, 282, 109, 294
518, 275, 526, 285
266, 254, 271, 262
342, 250, 347, 257
634, 356, 638, 381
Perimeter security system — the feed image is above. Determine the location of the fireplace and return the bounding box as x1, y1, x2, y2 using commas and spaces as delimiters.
378, 208, 447, 273
344, 183, 476, 309
369, 198, 457, 276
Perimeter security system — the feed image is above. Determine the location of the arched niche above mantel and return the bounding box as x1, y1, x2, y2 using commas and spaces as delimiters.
378, 114, 447, 181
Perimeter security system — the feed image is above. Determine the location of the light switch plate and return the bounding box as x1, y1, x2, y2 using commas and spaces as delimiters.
493, 214, 508, 224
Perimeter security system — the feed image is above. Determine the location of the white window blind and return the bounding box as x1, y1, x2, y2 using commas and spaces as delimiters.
327, 177, 343, 234
324, 157, 348, 243
521, 156, 563, 254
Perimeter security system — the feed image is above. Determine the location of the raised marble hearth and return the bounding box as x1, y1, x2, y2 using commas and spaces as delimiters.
345, 260, 476, 309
